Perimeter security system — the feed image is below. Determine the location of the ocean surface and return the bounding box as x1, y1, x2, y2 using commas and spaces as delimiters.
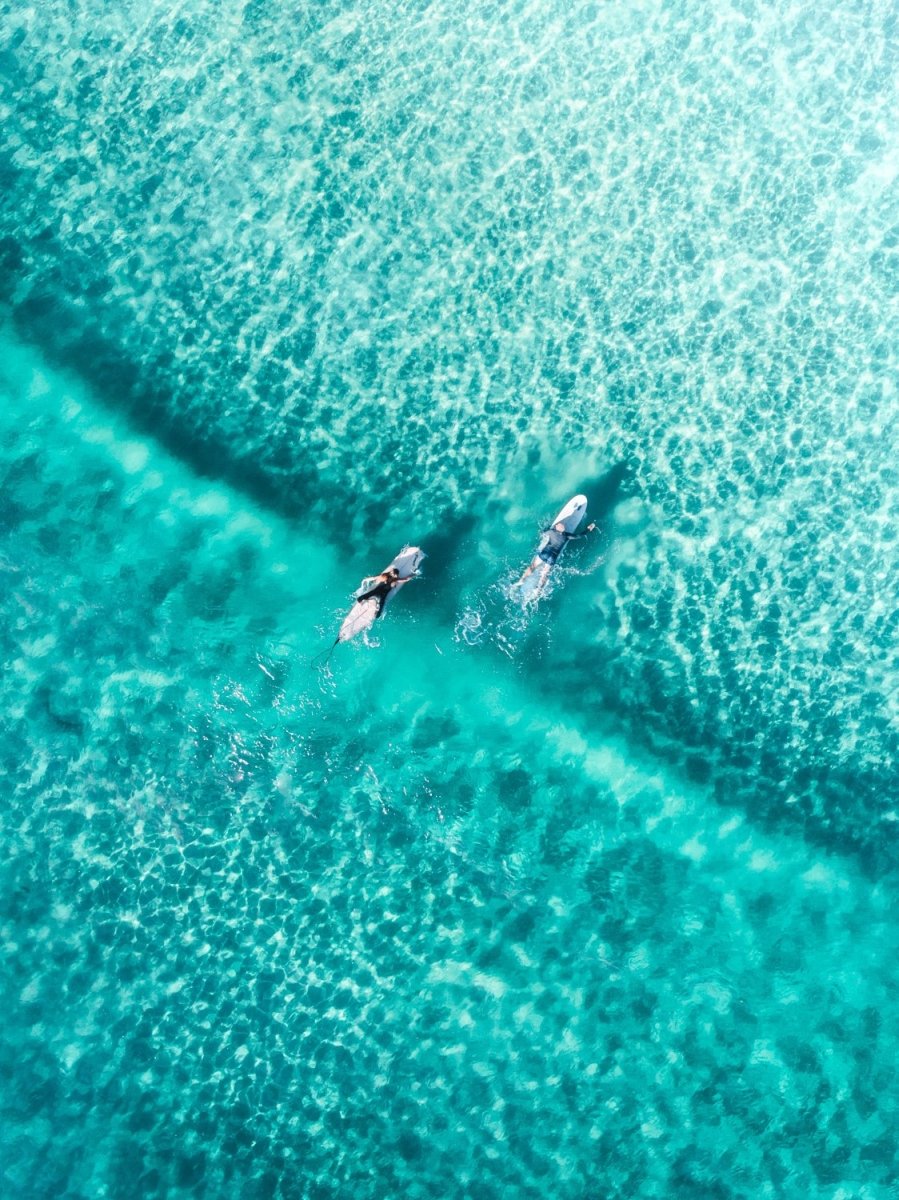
1, 1, 898, 1197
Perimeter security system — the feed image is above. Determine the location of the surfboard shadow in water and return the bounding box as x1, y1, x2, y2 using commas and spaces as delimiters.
580, 459, 633, 522
410, 511, 480, 621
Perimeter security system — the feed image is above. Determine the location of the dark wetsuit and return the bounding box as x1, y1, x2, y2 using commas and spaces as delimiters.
537, 527, 583, 565
357, 578, 394, 618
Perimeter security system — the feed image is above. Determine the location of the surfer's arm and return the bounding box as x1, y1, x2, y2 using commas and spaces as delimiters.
566, 523, 597, 540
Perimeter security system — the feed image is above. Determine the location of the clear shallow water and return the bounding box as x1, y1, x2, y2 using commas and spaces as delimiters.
2, 344, 899, 1197
2, 0, 899, 853
1, 0, 899, 1195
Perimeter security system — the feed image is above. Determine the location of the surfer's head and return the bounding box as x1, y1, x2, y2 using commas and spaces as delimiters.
554, 522, 565, 532
385, 566, 400, 582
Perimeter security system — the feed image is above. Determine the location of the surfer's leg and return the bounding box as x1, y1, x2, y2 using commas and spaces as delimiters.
513, 557, 541, 587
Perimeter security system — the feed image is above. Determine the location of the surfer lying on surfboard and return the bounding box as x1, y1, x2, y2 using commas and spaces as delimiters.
313, 546, 426, 667
512, 518, 596, 595
355, 566, 409, 618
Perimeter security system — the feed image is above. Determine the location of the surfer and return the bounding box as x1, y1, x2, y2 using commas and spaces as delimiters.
512, 520, 596, 593
312, 547, 425, 668
354, 565, 409, 619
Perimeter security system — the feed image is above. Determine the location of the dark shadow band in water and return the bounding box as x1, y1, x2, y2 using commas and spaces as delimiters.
540, 644, 899, 880
4, 283, 895, 881
9, 288, 326, 519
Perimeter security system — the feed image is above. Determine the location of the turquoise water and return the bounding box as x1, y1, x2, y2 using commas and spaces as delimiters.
2, 0, 899, 1196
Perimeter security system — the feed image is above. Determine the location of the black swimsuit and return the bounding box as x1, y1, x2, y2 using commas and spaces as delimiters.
537, 528, 571, 565
357, 578, 392, 618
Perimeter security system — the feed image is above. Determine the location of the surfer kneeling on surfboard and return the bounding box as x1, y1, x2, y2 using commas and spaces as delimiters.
355, 566, 407, 619
513, 520, 596, 590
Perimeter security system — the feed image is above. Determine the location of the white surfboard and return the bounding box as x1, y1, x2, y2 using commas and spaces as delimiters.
337, 595, 381, 643
338, 545, 425, 643
514, 495, 588, 604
